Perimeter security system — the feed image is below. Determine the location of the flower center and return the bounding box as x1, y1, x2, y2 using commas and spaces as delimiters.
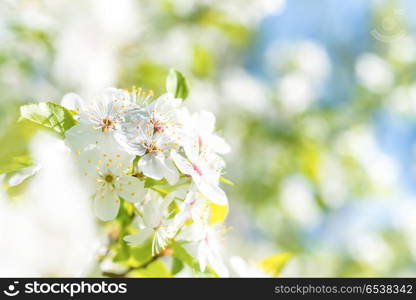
192, 163, 203, 176
150, 118, 164, 133
153, 221, 163, 231
101, 118, 114, 132
104, 174, 115, 183
145, 141, 159, 154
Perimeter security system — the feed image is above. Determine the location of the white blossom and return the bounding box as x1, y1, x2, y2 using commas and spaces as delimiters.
176, 188, 210, 225
63, 88, 136, 153
180, 110, 230, 154
77, 149, 145, 221
115, 93, 183, 184
124, 191, 180, 255
173, 140, 228, 205
178, 222, 228, 276
53, 82, 232, 275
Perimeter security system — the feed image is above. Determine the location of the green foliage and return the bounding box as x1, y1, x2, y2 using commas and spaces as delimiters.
0, 120, 38, 175
192, 45, 214, 77
130, 240, 154, 267
145, 176, 191, 196
0, 154, 33, 175
20, 102, 77, 137
144, 177, 167, 189
171, 257, 184, 275
129, 260, 172, 278
166, 69, 189, 99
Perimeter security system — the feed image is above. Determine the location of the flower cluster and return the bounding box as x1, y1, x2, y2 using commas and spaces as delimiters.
61, 82, 230, 276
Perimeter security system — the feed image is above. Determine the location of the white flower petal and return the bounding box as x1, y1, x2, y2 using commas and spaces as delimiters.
208, 134, 231, 154
143, 197, 163, 228
207, 250, 229, 277
65, 122, 100, 152
198, 242, 209, 272
61, 93, 85, 112
117, 176, 146, 203
8, 164, 40, 187
177, 222, 205, 242
149, 93, 181, 112
138, 154, 165, 180
77, 148, 131, 178
197, 110, 216, 134
183, 139, 200, 162
124, 228, 153, 245
95, 133, 127, 155
94, 188, 120, 221
172, 151, 195, 176
114, 132, 147, 156
139, 153, 178, 184
160, 158, 179, 185
196, 179, 228, 205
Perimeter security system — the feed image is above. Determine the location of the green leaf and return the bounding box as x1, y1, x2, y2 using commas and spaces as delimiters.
20, 102, 78, 137
146, 176, 191, 197
116, 200, 135, 226
113, 241, 130, 263
0, 120, 38, 175
257, 252, 293, 277
130, 239, 154, 266
168, 199, 181, 216
144, 177, 167, 189
0, 154, 33, 174
166, 69, 189, 99
171, 257, 184, 275
129, 260, 172, 278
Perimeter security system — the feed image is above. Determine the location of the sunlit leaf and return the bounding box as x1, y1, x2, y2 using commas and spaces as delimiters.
0, 154, 33, 174
130, 239, 154, 266
171, 257, 184, 275
129, 260, 172, 278
20, 102, 78, 137
0, 120, 37, 175
113, 241, 131, 264
166, 69, 189, 99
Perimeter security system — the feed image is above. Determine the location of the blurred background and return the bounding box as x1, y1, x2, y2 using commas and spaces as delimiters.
1, 0, 416, 277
